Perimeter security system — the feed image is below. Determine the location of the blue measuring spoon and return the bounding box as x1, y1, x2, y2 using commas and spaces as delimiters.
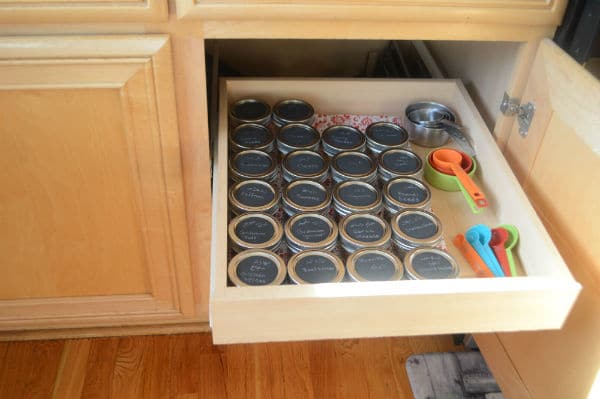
465, 224, 505, 277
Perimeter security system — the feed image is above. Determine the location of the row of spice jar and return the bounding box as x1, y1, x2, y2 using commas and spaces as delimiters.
228, 246, 459, 286
230, 121, 410, 158
230, 177, 431, 218
229, 98, 412, 158
229, 147, 423, 185
229, 210, 444, 256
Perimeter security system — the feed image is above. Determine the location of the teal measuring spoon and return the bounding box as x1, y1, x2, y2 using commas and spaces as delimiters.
466, 225, 505, 277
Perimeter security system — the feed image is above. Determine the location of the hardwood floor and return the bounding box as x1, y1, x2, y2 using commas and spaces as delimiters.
0, 333, 461, 398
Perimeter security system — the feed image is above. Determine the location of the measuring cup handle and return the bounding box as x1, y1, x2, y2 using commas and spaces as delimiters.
452, 164, 488, 209
439, 120, 476, 157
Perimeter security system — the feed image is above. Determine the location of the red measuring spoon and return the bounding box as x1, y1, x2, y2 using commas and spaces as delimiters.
489, 227, 512, 276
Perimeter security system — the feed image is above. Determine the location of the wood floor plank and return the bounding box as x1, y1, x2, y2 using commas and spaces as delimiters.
221, 343, 257, 398
80, 337, 120, 399
388, 337, 420, 398
52, 339, 92, 399
169, 333, 227, 399
0, 340, 64, 399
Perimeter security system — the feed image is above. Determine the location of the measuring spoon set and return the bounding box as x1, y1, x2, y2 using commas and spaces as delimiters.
453, 224, 520, 277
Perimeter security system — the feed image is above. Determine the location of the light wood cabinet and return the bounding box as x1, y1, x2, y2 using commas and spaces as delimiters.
0, 35, 196, 331
0, 0, 167, 23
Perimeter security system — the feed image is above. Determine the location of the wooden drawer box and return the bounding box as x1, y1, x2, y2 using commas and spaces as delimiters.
210, 78, 581, 344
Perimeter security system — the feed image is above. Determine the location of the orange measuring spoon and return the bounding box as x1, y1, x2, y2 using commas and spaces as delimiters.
432, 149, 488, 208
453, 234, 494, 278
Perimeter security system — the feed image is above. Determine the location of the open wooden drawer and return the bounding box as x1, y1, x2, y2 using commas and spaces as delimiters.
210, 78, 581, 344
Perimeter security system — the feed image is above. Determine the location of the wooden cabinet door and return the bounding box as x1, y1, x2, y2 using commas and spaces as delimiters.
0, 0, 167, 23
177, 0, 567, 26
0, 35, 195, 331
477, 39, 600, 399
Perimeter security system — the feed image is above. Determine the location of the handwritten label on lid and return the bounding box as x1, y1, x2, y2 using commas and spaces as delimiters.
234, 183, 275, 207
412, 252, 455, 279
236, 255, 279, 285
291, 216, 331, 243
324, 127, 363, 148
287, 153, 324, 175
334, 154, 373, 175
389, 181, 427, 204
280, 125, 318, 146
339, 184, 377, 207
235, 152, 272, 175
369, 124, 407, 146
235, 217, 275, 244
355, 253, 396, 281
233, 125, 270, 147
233, 101, 269, 120
295, 255, 338, 283
398, 213, 438, 239
382, 151, 420, 173
346, 217, 384, 243
277, 102, 312, 120
288, 184, 326, 207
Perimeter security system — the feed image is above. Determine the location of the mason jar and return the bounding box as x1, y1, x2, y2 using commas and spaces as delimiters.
321, 125, 366, 157
287, 250, 345, 284
378, 149, 423, 182
228, 213, 284, 253
284, 213, 338, 254
365, 121, 409, 155
346, 248, 404, 282
339, 213, 391, 254
332, 181, 382, 218
228, 249, 286, 286
229, 123, 275, 153
282, 150, 329, 183
390, 209, 443, 254
383, 177, 432, 215
330, 151, 377, 184
272, 99, 316, 127
276, 123, 320, 155
229, 98, 271, 127
229, 179, 280, 216
403, 247, 459, 280
229, 150, 278, 183
282, 179, 331, 217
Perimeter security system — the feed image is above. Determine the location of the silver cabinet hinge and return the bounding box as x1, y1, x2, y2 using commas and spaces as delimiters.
500, 92, 535, 137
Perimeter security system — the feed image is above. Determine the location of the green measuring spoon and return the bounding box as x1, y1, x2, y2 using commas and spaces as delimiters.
500, 224, 519, 276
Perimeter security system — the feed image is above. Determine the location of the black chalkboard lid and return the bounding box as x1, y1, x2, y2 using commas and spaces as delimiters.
404, 247, 459, 280
339, 213, 391, 248
287, 250, 345, 285
391, 209, 443, 245
284, 213, 338, 249
346, 248, 403, 282
228, 249, 286, 287
228, 212, 283, 251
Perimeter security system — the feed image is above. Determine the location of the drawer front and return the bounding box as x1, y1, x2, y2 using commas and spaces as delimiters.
178, 0, 566, 26
0, 0, 167, 23
210, 78, 580, 344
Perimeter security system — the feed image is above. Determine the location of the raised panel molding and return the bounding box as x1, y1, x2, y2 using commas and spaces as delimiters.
178, 0, 566, 27
0, 35, 195, 330
0, 0, 167, 23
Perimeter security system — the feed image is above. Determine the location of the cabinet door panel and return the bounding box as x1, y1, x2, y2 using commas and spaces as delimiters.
0, 36, 194, 330
178, 0, 566, 27
479, 39, 600, 399
0, 0, 167, 23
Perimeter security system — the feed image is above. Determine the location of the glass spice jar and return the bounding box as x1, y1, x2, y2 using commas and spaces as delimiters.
287, 250, 345, 284
390, 209, 443, 255
229, 98, 271, 127
365, 121, 409, 156
228, 249, 286, 286
321, 125, 366, 157
339, 213, 392, 254
272, 99, 316, 127
228, 213, 284, 253
276, 123, 320, 155
229, 150, 278, 183
229, 123, 275, 153
284, 213, 338, 254
229, 179, 280, 216
282, 179, 331, 217
403, 247, 459, 280
346, 248, 404, 282
383, 177, 432, 215
282, 150, 329, 183
330, 151, 378, 184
